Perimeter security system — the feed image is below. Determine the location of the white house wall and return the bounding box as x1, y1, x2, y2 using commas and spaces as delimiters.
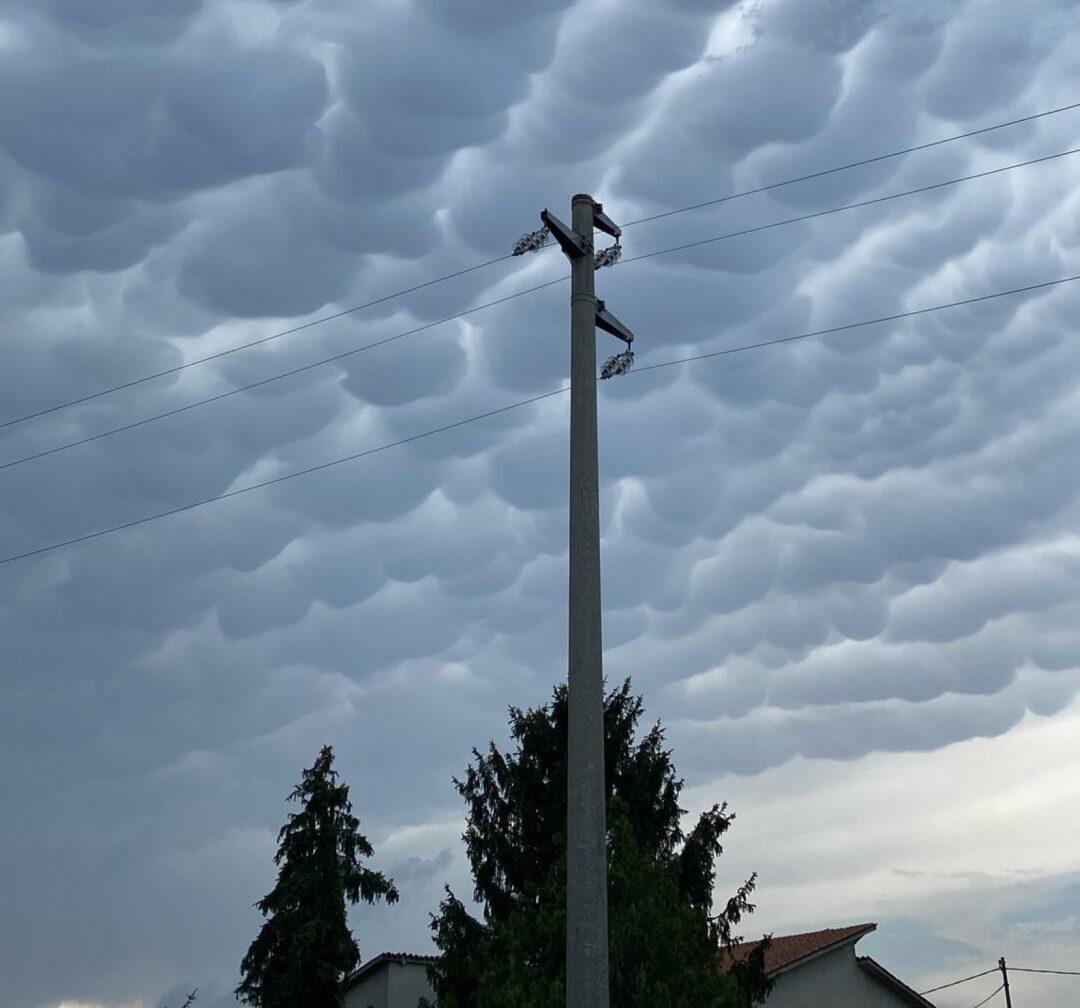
343, 959, 434, 1008
763, 944, 924, 1008
388, 959, 436, 1008
343, 965, 389, 1008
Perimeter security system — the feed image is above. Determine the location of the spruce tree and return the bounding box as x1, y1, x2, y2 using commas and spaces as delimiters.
425, 681, 771, 1008
236, 745, 398, 1008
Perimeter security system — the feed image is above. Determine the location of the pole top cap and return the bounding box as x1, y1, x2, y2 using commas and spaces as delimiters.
572, 193, 595, 205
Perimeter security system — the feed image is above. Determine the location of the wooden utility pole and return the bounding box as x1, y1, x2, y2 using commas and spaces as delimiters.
999, 957, 1014, 1008
514, 196, 632, 1008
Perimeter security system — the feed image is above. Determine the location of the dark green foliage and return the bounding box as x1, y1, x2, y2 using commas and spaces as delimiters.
236, 745, 398, 1008
425, 681, 772, 1008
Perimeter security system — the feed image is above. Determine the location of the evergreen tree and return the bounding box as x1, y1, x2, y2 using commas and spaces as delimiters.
236, 745, 398, 1008
425, 681, 771, 1008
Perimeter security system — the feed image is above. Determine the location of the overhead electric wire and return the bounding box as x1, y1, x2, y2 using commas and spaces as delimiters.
3, 150, 1073, 473
1010, 967, 1080, 976
617, 145, 1080, 268
919, 968, 1000, 995
0, 388, 569, 566
0, 276, 568, 472
0, 253, 516, 432
630, 274, 1080, 376
621, 99, 1080, 227
3, 101, 1076, 434
3, 272, 1077, 566
919, 962, 1080, 999
968, 984, 1004, 1008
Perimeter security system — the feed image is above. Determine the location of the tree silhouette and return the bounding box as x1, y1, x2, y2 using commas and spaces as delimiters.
236, 745, 398, 1008
426, 680, 771, 1008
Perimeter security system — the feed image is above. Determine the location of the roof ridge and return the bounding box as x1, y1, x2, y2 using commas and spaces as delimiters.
343, 950, 441, 989
719, 922, 878, 978
375, 951, 440, 960
726, 922, 877, 950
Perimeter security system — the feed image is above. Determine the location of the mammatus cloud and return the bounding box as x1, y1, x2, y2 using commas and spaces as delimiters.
1, 0, 1078, 1006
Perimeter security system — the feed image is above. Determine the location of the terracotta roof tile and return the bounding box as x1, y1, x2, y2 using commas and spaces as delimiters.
719, 923, 877, 977
344, 951, 441, 988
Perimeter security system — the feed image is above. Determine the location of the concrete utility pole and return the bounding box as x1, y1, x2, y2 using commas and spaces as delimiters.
565, 193, 609, 1008
999, 957, 1014, 1008
514, 196, 633, 1008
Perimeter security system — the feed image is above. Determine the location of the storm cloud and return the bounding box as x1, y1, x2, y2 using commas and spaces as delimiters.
1, 1, 1078, 1006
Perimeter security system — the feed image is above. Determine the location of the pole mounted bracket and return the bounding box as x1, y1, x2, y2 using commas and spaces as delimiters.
595, 299, 634, 346
596, 298, 636, 378
591, 202, 622, 240
540, 209, 592, 259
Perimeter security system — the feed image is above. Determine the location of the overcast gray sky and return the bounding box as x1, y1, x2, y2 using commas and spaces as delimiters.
1, 1, 1078, 1007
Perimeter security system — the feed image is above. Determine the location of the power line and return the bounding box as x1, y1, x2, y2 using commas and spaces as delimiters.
0, 389, 568, 565
617, 146, 1080, 267
4, 102, 1075, 434
3, 272, 1076, 567
0, 253, 516, 432
3, 151, 1072, 473
630, 274, 1080, 376
968, 984, 1004, 1008
0, 277, 567, 472
920, 968, 999, 995
621, 100, 1080, 227
1010, 967, 1080, 976
919, 962, 1080, 997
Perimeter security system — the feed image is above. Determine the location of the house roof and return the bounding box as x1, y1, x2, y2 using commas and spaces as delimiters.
345, 936, 937, 1006
857, 955, 938, 1008
343, 951, 440, 988
719, 923, 878, 977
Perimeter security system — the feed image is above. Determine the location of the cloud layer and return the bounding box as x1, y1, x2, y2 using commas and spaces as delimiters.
1, 1, 1078, 1005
